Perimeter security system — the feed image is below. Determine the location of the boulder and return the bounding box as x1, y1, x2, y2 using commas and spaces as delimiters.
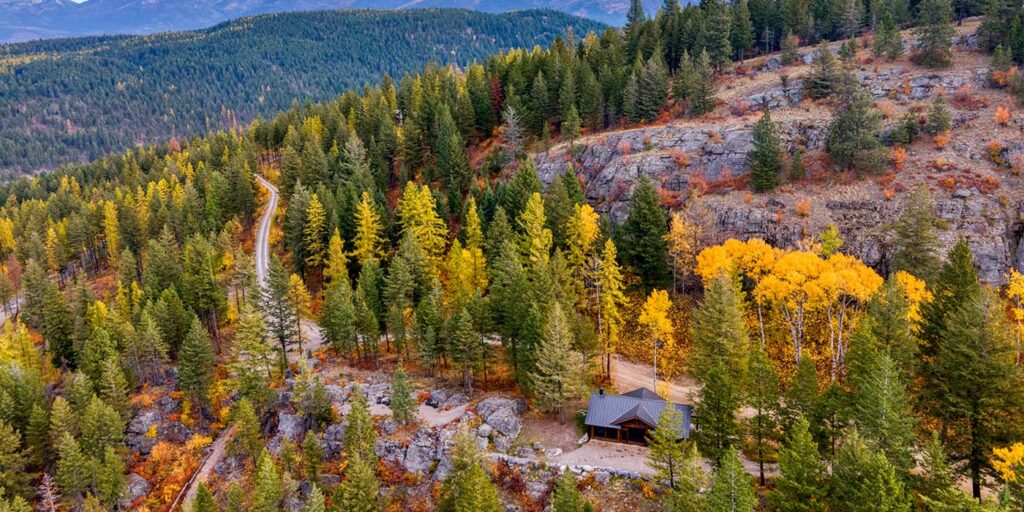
477, 423, 493, 438
403, 429, 439, 475
276, 412, 304, 442
120, 473, 150, 508
376, 439, 405, 464
322, 423, 347, 460
475, 397, 526, 441
323, 384, 349, 404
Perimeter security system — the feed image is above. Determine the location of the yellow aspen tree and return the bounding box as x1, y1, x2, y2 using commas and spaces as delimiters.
443, 240, 488, 310
639, 289, 674, 390
597, 239, 628, 379
287, 273, 313, 352
45, 224, 62, 273
324, 229, 349, 286
1007, 269, 1024, 365
463, 196, 484, 250
352, 192, 383, 264
303, 194, 327, 277
398, 183, 447, 269
665, 211, 702, 293
0, 217, 14, 259
564, 203, 599, 307
103, 200, 120, 264
519, 192, 552, 268
893, 271, 931, 329
755, 249, 829, 365
819, 253, 883, 381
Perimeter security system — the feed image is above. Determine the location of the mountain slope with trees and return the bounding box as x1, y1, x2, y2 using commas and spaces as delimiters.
0, 8, 605, 174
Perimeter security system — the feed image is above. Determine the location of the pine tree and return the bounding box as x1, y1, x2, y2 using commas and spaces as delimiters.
232, 304, 275, 408
390, 362, 415, 424
638, 57, 669, 121
914, 0, 956, 67
919, 240, 1021, 499
284, 185, 312, 274
305, 484, 325, 512
438, 427, 502, 512
707, 0, 734, 69
293, 360, 331, 428
253, 449, 283, 512
192, 483, 215, 512
178, 316, 216, 407
321, 278, 357, 358
551, 471, 582, 512
690, 50, 718, 116
749, 109, 782, 192
0, 419, 31, 500
79, 395, 123, 458
784, 357, 819, 430
647, 405, 688, 489
804, 43, 838, 99
781, 32, 800, 65
230, 397, 263, 462
449, 307, 485, 392
707, 449, 757, 512
262, 256, 299, 366
94, 446, 125, 508
662, 442, 707, 511
345, 386, 377, 463
696, 363, 741, 465
890, 185, 941, 283
338, 452, 379, 512
826, 83, 885, 174
731, 0, 755, 60
302, 431, 323, 483
846, 351, 916, 475
562, 105, 582, 151
745, 342, 780, 485
622, 72, 641, 122
528, 303, 586, 419
926, 95, 952, 135
352, 192, 384, 265
435, 105, 473, 207
770, 417, 826, 512
97, 357, 130, 422
829, 432, 912, 512
873, 14, 904, 60
55, 433, 89, 504
691, 274, 749, 383
621, 178, 670, 290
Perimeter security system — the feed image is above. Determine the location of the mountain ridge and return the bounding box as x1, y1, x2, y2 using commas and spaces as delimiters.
0, 0, 658, 42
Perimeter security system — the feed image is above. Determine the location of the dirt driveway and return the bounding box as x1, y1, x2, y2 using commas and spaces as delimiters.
552, 439, 780, 478
610, 355, 701, 404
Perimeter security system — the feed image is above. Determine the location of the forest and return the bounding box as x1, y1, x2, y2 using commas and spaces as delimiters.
0, 9, 606, 174
3, 0, 1024, 510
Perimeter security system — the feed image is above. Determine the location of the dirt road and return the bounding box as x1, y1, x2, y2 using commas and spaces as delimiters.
610, 355, 701, 404
177, 424, 236, 511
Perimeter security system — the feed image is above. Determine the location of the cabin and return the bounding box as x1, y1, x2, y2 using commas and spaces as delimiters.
583, 387, 692, 446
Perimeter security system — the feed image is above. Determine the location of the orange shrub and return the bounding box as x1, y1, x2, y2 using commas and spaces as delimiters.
877, 100, 897, 119
933, 132, 951, 149
616, 140, 632, 155
795, 198, 812, 217
988, 140, 1007, 166
995, 106, 1012, 126
938, 176, 957, 191
743, 191, 753, 204
707, 130, 724, 144
884, 187, 896, 200
891, 147, 908, 170
669, 148, 691, 167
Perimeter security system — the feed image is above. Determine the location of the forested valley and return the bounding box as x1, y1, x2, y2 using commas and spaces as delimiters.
3, 0, 1024, 510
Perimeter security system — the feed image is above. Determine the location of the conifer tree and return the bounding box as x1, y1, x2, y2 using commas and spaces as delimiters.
94, 446, 125, 508
597, 239, 627, 379
324, 229, 349, 286
528, 303, 586, 419
232, 304, 275, 408
192, 483, 215, 512
230, 397, 263, 462
305, 484, 325, 512
826, 83, 885, 174
321, 277, 357, 358
293, 360, 331, 428
303, 193, 328, 277
352, 192, 384, 265
829, 432, 912, 512
919, 240, 1021, 498
731, 0, 755, 60
302, 431, 323, 483
0, 419, 31, 500
804, 43, 839, 99
390, 362, 415, 424
690, 50, 718, 116
696, 364, 741, 465
621, 178, 670, 290
337, 451, 378, 512
79, 395, 123, 458
345, 386, 377, 464
97, 357, 130, 423
707, 0, 734, 69
253, 449, 283, 512
784, 357, 819, 431
674, 51, 696, 102
638, 57, 670, 121
622, 72, 641, 122
781, 32, 799, 65
262, 256, 299, 366
551, 471, 582, 512
746, 342, 780, 485
926, 95, 952, 135
707, 449, 757, 512
890, 185, 941, 283
914, 0, 956, 67
749, 109, 782, 192
55, 433, 88, 504
690, 274, 749, 382
178, 316, 216, 408
662, 442, 707, 511
449, 307, 485, 392
846, 351, 916, 475
438, 427, 502, 512
770, 417, 826, 512
647, 405, 688, 489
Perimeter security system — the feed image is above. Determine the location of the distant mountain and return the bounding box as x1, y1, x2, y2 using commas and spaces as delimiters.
0, 9, 606, 173
0, 0, 657, 42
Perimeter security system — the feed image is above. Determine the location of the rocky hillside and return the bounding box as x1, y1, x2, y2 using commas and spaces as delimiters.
533, 20, 1022, 284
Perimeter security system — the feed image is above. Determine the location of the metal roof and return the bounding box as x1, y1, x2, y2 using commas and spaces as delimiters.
584, 388, 692, 438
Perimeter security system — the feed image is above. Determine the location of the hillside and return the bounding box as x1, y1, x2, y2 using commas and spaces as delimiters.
0, 8, 606, 174
0, 0, 658, 43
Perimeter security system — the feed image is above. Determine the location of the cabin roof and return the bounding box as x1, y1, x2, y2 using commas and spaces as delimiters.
584, 388, 692, 438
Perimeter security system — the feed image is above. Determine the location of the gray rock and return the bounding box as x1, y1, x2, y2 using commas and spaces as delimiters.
376, 439, 405, 464
477, 423, 493, 438
954, 188, 972, 198
323, 384, 349, 404
404, 429, 439, 475
120, 473, 150, 508
277, 412, 304, 441
321, 423, 347, 459
594, 470, 611, 485
762, 56, 781, 71
475, 396, 526, 441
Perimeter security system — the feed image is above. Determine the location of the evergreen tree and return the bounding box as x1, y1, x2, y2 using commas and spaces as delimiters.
321, 278, 357, 358
389, 362, 415, 424
873, 14, 904, 60
253, 449, 283, 512
438, 428, 502, 512
638, 57, 670, 121
690, 50, 718, 116
0, 419, 31, 500
192, 484, 215, 512
262, 256, 299, 366
647, 405, 689, 489
528, 303, 586, 419
79, 395, 123, 458
749, 109, 782, 192
914, 0, 956, 68
55, 433, 89, 504
302, 431, 323, 483
435, 106, 473, 207
731, 0, 755, 60
781, 32, 800, 65
707, 449, 757, 512
746, 342, 780, 485
620, 177, 670, 290
97, 357, 130, 422
826, 83, 885, 174
230, 398, 263, 462
926, 95, 952, 135
179, 316, 216, 407
337, 451, 378, 512
345, 386, 377, 464
231, 305, 275, 408
829, 432, 912, 512
919, 240, 1021, 498
304, 484, 326, 512
770, 417, 826, 512
696, 363, 741, 465
804, 43, 839, 99
551, 471, 582, 512
890, 185, 941, 283
846, 351, 916, 474
94, 446, 125, 508
784, 357, 819, 432
706, 0, 734, 69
